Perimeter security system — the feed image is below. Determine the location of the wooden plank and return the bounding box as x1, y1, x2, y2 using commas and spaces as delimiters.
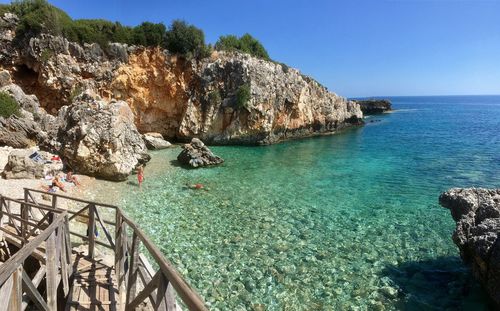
94, 207, 115, 249
0, 213, 66, 285
60, 225, 70, 296
117, 217, 127, 311
31, 265, 46, 288
45, 231, 58, 310
138, 254, 158, 306
126, 270, 161, 310
69, 231, 113, 249
87, 204, 96, 259
0, 274, 14, 311
155, 274, 168, 311
25, 212, 51, 239
9, 265, 22, 311
21, 269, 49, 311
20, 202, 28, 243
125, 231, 140, 307
67, 204, 90, 222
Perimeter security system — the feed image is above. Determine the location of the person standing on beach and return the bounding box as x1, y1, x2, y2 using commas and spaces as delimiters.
137, 165, 144, 189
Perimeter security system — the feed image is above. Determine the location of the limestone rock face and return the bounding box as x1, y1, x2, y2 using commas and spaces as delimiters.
55, 92, 150, 181
2, 149, 63, 179
0, 74, 51, 148
177, 138, 223, 168
143, 133, 171, 150
0, 13, 363, 147
439, 188, 500, 307
353, 99, 392, 115
111, 50, 363, 145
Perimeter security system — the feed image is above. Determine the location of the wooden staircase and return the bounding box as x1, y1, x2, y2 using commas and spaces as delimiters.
0, 188, 207, 311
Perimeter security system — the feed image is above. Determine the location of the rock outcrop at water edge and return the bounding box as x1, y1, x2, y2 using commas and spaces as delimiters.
353, 99, 392, 115
53, 92, 150, 181
439, 188, 500, 307
177, 138, 224, 168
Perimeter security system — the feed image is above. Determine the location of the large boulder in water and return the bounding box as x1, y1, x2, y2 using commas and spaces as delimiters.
55, 92, 150, 181
143, 132, 171, 150
177, 138, 223, 168
439, 188, 500, 307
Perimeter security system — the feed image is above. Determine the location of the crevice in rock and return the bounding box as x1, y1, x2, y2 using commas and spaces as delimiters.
10, 64, 67, 114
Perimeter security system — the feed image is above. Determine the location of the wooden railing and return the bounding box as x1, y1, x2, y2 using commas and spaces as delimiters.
0, 195, 71, 311
22, 188, 208, 311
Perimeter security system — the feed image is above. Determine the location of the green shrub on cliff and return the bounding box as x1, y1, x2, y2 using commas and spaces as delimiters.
2, 0, 268, 61
0, 92, 20, 118
235, 84, 251, 110
132, 22, 167, 47
164, 20, 207, 58
65, 19, 133, 47
10, 0, 72, 41
215, 33, 270, 60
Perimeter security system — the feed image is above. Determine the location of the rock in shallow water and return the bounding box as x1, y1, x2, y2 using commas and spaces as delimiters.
143, 132, 171, 150
439, 188, 500, 307
177, 138, 224, 168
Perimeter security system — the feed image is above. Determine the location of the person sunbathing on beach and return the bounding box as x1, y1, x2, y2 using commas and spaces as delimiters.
52, 175, 67, 192
66, 170, 80, 186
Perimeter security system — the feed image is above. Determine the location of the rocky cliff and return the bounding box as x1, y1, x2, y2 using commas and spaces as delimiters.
0, 13, 363, 147
439, 188, 500, 307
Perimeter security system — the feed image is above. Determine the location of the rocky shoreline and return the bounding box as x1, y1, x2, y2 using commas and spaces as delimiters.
0, 11, 364, 181
439, 188, 500, 307
353, 99, 392, 115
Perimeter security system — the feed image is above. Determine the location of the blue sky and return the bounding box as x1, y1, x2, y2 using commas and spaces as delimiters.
3, 0, 499, 97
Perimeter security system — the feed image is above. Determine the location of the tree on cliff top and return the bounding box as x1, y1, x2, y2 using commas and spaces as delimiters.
164, 20, 209, 58
133, 22, 167, 47
215, 33, 270, 60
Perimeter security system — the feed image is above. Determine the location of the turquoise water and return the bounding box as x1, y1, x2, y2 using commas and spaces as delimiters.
102, 96, 500, 310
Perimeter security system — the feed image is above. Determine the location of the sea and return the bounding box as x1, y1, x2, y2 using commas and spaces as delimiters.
95, 95, 500, 310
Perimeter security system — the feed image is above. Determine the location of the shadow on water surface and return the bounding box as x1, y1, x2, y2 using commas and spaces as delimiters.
381, 256, 494, 311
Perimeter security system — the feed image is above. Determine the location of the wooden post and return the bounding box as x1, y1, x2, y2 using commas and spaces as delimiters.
9, 265, 22, 311
117, 217, 128, 311
20, 202, 28, 244
155, 274, 168, 311
46, 231, 57, 310
50, 195, 57, 223
88, 204, 95, 259
60, 224, 69, 296
125, 232, 140, 307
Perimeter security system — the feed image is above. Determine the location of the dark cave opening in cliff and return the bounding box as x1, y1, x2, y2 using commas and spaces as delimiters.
11, 64, 66, 115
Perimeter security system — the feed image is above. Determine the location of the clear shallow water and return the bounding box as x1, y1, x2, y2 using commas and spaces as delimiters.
98, 96, 500, 310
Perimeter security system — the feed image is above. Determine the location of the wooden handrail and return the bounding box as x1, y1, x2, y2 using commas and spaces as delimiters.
24, 188, 117, 208
0, 211, 67, 285
118, 209, 208, 311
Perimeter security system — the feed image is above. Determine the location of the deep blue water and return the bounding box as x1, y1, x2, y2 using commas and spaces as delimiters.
100, 95, 500, 310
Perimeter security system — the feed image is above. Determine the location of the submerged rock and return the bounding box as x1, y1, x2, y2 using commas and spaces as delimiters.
439, 188, 500, 307
177, 138, 224, 168
353, 99, 392, 115
55, 92, 150, 181
143, 132, 171, 150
